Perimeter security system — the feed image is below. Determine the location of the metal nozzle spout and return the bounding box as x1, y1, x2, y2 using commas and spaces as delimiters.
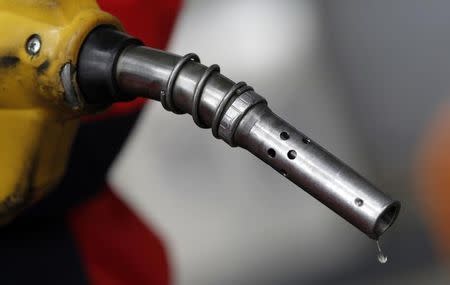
77, 27, 400, 239
233, 104, 401, 239
113, 45, 400, 239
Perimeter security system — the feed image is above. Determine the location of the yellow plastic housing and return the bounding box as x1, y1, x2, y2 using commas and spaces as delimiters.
0, 0, 121, 222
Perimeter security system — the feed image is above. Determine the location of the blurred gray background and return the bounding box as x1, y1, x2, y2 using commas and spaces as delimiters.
109, 1, 450, 284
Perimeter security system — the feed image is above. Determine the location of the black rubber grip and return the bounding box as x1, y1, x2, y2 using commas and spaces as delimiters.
77, 25, 143, 105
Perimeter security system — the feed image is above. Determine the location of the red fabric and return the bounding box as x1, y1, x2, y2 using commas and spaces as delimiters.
68, 187, 170, 285
84, 0, 183, 121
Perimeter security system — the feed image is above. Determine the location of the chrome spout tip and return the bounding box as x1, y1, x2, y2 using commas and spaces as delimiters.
371, 201, 401, 239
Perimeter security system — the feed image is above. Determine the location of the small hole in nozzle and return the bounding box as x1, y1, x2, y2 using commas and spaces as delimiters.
267, 148, 276, 158
280, 132, 290, 140
302, 137, 311, 144
355, 198, 364, 207
287, 150, 297, 160
280, 169, 287, 177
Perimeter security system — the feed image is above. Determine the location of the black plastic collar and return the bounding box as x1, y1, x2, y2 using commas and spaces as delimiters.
77, 25, 143, 105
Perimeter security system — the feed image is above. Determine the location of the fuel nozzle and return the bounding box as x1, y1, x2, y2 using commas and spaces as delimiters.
77, 26, 400, 240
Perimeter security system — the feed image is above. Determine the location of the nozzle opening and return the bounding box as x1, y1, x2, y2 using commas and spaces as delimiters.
373, 201, 401, 239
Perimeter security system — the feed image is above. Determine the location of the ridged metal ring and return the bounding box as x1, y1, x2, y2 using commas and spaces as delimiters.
219, 91, 266, 146
211, 82, 253, 138
161, 53, 200, 114
192, 64, 220, 128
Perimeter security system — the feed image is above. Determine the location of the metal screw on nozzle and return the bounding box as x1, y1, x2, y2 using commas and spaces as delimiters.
26, 34, 41, 56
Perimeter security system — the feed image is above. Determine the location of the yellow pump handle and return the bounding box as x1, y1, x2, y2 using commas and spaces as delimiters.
0, 0, 121, 222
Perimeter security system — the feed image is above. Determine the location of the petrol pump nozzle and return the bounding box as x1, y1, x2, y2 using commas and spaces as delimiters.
77, 26, 400, 240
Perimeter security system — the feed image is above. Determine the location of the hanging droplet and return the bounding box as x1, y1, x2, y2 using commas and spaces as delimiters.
376, 240, 388, 264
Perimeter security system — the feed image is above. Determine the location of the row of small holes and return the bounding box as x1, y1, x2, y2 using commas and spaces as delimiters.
271, 132, 363, 208
268, 132, 308, 160
267, 148, 297, 160
281, 131, 311, 145
267, 131, 309, 177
